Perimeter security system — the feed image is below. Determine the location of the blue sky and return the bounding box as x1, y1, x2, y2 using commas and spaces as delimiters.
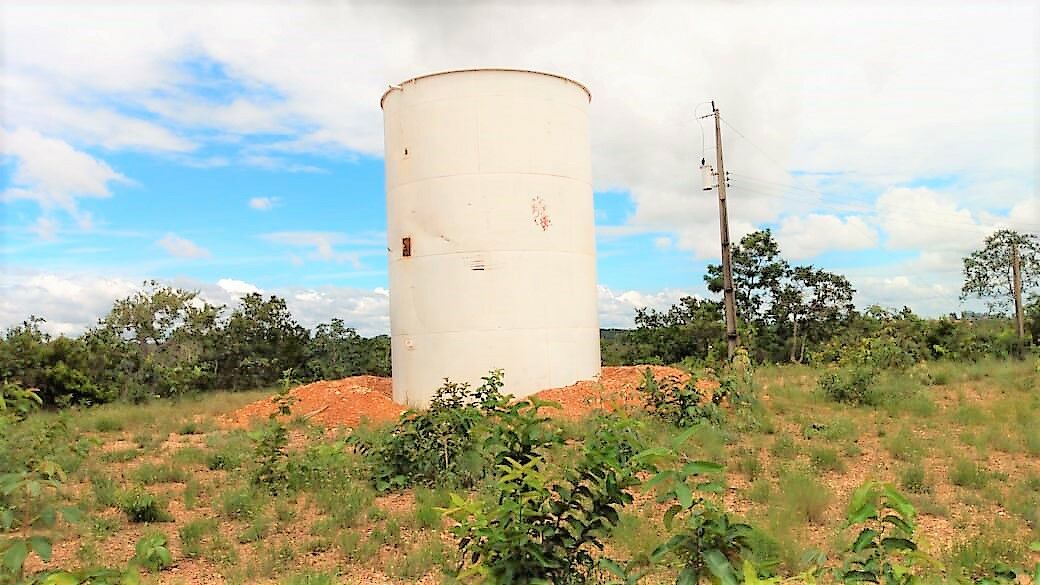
1, 2, 1037, 335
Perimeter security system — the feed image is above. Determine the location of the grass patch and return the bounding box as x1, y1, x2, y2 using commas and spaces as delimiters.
898, 463, 932, 494
779, 470, 830, 524
118, 489, 173, 523
882, 426, 926, 462
769, 433, 799, 459
808, 446, 844, 473
179, 518, 218, 558
100, 448, 142, 463
93, 417, 125, 433
949, 458, 989, 489
132, 462, 189, 484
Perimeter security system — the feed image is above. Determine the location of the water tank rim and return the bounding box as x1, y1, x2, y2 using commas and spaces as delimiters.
380, 68, 591, 108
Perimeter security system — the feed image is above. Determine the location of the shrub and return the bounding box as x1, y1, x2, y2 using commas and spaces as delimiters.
119, 489, 173, 523
638, 368, 724, 427
444, 413, 651, 584
899, 464, 931, 494
818, 366, 878, 406
353, 371, 540, 491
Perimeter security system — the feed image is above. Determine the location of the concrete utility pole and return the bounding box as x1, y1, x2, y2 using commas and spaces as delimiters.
1012, 240, 1025, 357
712, 102, 739, 359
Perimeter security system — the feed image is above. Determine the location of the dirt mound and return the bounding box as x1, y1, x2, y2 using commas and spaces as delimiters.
224, 366, 698, 428
535, 365, 692, 419
224, 375, 404, 428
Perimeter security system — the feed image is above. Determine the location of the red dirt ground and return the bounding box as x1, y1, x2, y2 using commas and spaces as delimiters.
224, 365, 699, 427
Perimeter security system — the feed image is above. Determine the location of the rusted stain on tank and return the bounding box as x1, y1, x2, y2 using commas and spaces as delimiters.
531, 196, 551, 231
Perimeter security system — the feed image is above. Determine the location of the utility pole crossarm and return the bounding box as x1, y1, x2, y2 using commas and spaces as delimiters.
712, 101, 739, 359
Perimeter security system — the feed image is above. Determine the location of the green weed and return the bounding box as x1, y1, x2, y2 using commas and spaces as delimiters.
808, 446, 844, 473
118, 489, 173, 523
899, 463, 932, 494
132, 462, 189, 484
179, 518, 218, 558
779, 470, 831, 524
950, 458, 989, 489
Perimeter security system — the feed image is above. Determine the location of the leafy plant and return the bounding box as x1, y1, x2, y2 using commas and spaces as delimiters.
352, 371, 512, 491
837, 481, 929, 584
248, 368, 298, 493
641, 444, 751, 585
117, 489, 172, 523
132, 533, 173, 572
0, 389, 82, 583
639, 369, 724, 428
444, 413, 650, 584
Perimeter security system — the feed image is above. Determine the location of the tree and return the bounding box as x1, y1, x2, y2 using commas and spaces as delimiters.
100, 281, 222, 398
304, 319, 367, 380
217, 293, 309, 389
962, 229, 1039, 354
772, 266, 855, 362
705, 229, 789, 325
631, 297, 725, 364
961, 229, 1040, 314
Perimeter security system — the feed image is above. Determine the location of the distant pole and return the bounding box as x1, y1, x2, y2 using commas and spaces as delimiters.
1012, 240, 1025, 358
712, 102, 739, 359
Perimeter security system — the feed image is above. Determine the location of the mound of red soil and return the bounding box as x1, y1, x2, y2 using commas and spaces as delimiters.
534, 365, 692, 419
224, 375, 404, 429
224, 366, 703, 427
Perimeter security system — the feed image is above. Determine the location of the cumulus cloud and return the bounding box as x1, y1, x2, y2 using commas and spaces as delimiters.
216, 278, 261, 297
248, 196, 279, 211
1, 127, 128, 231
0, 270, 140, 336
597, 285, 694, 329
777, 214, 878, 260
0, 271, 394, 337
157, 233, 211, 259
4, 2, 1034, 255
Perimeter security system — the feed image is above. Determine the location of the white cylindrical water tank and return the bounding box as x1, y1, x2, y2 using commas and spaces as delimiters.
381, 68, 601, 407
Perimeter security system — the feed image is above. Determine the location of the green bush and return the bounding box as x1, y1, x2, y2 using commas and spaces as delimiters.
638, 368, 724, 427
818, 366, 878, 406
444, 413, 650, 584
119, 489, 173, 523
352, 371, 521, 491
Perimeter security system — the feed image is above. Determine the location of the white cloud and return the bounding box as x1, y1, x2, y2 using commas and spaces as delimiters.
157, 233, 211, 259
248, 196, 279, 211
0, 271, 393, 337
2, 1, 1037, 314
0, 270, 140, 336
1, 128, 127, 226
597, 285, 694, 329
777, 214, 878, 260
216, 278, 261, 297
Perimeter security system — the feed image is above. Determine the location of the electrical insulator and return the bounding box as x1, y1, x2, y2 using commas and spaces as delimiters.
701, 162, 716, 191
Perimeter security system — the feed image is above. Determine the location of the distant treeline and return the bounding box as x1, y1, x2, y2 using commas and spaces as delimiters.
603, 229, 1039, 367
1, 281, 390, 406
3, 230, 1037, 407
